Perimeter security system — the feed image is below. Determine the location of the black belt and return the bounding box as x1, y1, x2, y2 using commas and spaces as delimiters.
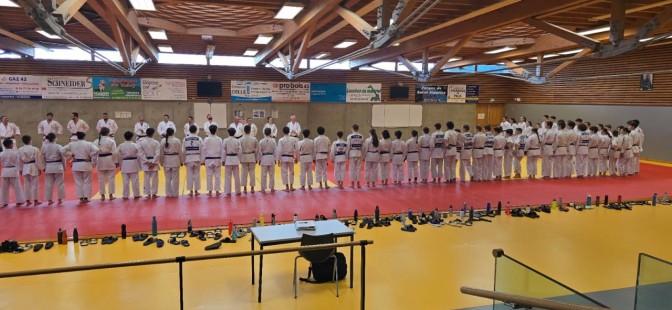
319, 152, 329, 154
123, 157, 137, 160
393, 152, 403, 155
26, 160, 35, 164
146, 156, 154, 159
434, 145, 443, 147
46, 160, 62, 163
633, 144, 639, 146
590, 147, 598, 149
205, 157, 221, 159
545, 143, 553, 145
448, 144, 456, 147
99, 153, 113, 157
185, 147, 199, 151
380, 151, 389, 154
263, 153, 274, 156
421, 146, 430, 148
335, 152, 345, 156
625, 148, 631, 150
243, 151, 255, 154
71, 133, 77, 136
165, 153, 178, 156
73, 159, 90, 162
528, 147, 539, 150
557, 146, 566, 148
485, 146, 493, 148
474, 147, 484, 149
4, 166, 15, 168
407, 151, 418, 153
226, 153, 238, 156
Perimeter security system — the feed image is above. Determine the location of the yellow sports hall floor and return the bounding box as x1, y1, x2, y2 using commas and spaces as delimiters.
1, 201, 672, 309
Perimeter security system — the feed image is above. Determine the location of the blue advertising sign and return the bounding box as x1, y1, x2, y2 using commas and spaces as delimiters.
310, 83, 346, 103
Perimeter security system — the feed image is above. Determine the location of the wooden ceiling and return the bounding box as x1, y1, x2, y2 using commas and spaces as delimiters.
1, 0, 672, 78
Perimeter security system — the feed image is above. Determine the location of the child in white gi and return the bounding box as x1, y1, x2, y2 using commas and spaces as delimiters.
277, 126, 298, 192
406, 130, 420, 183
202, 125, 223, 196
257, 128, 277, 193
524, 128, 542, 179
118, 131, 145, 199
42, 133, 66, 204
330, 131, 347, 189
418, 127, 431, 183
429, 123, 444, 183
346, 124, 363, 188
19, 135, 44, 205
183, 125, 203, 196
297, 129, 315, 190
138, 128, 160, 199
362, 128, 380, 187
160, 128, 183, 198
223, 127, 242, 196
314, 127, 331, 189
1, 139, 25, 206
378, 130, 391, 186
93, 127, 117, 201
240, 125, 258, 193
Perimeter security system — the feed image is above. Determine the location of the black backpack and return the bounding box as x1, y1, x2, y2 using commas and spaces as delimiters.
300, 252, 347, 283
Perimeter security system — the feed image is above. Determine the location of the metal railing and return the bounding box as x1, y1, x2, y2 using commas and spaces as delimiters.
0, 240, 374, 310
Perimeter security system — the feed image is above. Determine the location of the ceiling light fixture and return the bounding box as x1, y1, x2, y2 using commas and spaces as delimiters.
254, 34, 273, 45
148, 29, 167, 40
274, 2, 304, 19
577, 26, 609, 36
448, 57, 462, 62
544, 53, 560, 58
511, 59, 524, 63
0, 0, 19, 7
35, 28, 61, 39
129, 0, 156, 11
0, 49, 4, 54
243, 48, 259, 56
558, 49, 583, 55
335, 39, 357, 48
484, 46, 516, 54
157, 45, 173, 53
313, 52, 331, 59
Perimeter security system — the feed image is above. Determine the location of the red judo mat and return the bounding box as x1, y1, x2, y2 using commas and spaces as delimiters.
1, 162, 671, 241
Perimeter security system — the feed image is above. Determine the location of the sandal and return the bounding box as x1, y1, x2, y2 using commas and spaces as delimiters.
221, 237, 236, 243
33, 244, 44, 252
206, 232, 215, 239
205, 242, 221, 251
88, 238, 98, 245
400, 224, 417, 232
180, 240, 190, 247
80, 240, 89, 246
143, 238, 156, 246
177, 232, 186, 238
169, 237, 180, 245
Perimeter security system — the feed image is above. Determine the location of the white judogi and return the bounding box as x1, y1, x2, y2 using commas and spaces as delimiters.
346, 132, 364, 182
247, 123, 258, 138
37, 120, 64, 139
67, 119, 89, 141
118, 141, 144, 198
566, 130, 579, 177
92, 136, 118, 198
598, 133, 611, 175
240, 134, 258, 189
618, 134, 633, 176
138, 137, 160, 196
503, 134, 515, 178
263, 123, 278, 139
378, 138, 391, 182
203, 121, 219, 135
331, 139, 347, 182
493, 133, 506, 178
587, 132, 600, 177
298, 137, 315, 187
257, 136, 277, 191
630, 129, 643, 173
418, 133, 431, 180
62, 139, 99, 199
96, 119, 119, 135
183, 122, 200, 137
553, 129, 571, 178
41, 141, 66, 201
160, 136, 183, 197
314, 135, 331, 184
391, 138, 406, 183
202, 135, 223, 193
472, 132, 486, 181
610, 134, 622, 176
223, 136, 242, 194
19, 145, 44, 201
443, 129, 458, 182
513, 134, 527, 176
0, 149, 25, 204
276, 135, 298, 186
575, 131, 590, 177
459, 132, 474, 181
183, 134, 203, 193
287, 121, 301, 138
229, 122, 244, 138
525, 133, 542, 177
362, 138, 380, 183
430, 130, 444, 180
483, 132, 495, 181
0, 122, 20, 150
134, 122, 150, 139
406, 137, 420, 181
157, 121, 176, 137
541, 128, 557, 178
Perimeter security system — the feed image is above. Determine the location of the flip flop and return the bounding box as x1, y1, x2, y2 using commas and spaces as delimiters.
180, 240, 190, 247
169, 237, 180, 245
102, 236, 118, 245
33, 244, 44, 252
400, 224, 416, 232
177, 232, 186, 238
45, 242, 54, 250
143, 238, 156, 246
206, 232, 215, 239
169, 232, 179, 238
213, 232, 222, 240
156, 238, 164, 248
80, 240, 89, 246
221, 237, 236, 243
88, 238, 98, 245
205, 242, 221, 251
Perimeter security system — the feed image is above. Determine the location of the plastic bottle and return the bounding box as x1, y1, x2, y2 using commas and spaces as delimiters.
272, 213, 276, 225
332, 209, 337, 220
187, 219, 192, 233
551, 198, 557, 210
558, 197, 563, 208
586, 194, 591, 207
121, 224, 127, 239
293, 213, 298, 223
57, 228, 63, 244
232, 226, 238, 241
354, 209, 358, 222
259, 214, 265, 227
486, 202, 491, 214
73, 226, 79, 243
652, 193, 658, 206
617, 195, 622, 204
526, 205, 531, 213
400, 211, 406, 225
459, 210, 465, 220
604, 195, 609, 206
151, 216, 158, 236
505, 201, 511, 215
497, 201, 502, 215
252, 218, 257, 227
449, 205, 454, 217
407, 208, 413, 219
374, 205, 380, 223
595, 196, 600, 207
228, 220, 233, 236
61, 229, 68, 244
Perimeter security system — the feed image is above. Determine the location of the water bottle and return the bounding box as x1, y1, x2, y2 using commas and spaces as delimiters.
375, 205, 380, 223
354, 209, 358, 222
73, 226, 79, 243
259, 214, 265, 226
497, 201, 502, 215
408, 208, 413, 219
462, 202, 467, 212
332, 209, 337, 220
228, 220, 233, 236
232, 226, 238, 241
486, 202, 491, 214
400, 211, 406, 225
449, 205, 454, 217
617, 195, 622, 204
558, 197, 563, 208
652, 193, 658, 206
469, 207, 474, 221
57, 228, 63, 244
604, 195, 609, 206
664, 192, 668, 203
272, 213, 276, 225
293, 213, 298, 223
586, 194, 591, 207
252, 218, 257, 227
505, 201, 511, 215
595, 196, 600, 207
552, 198, 557, 210
121, 224, 127, 239
151, 216, 158, 236
187, 219, 192, 233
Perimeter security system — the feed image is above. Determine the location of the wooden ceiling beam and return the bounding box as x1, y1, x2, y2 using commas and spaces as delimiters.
107, 0, 158, 62
396, 56, 418, 75
292, 22, 317, 73
72, 12, 117, 48
137, 17, 284, 37
309, 0, 382, 48
0, 27, 47, 50
429, 35, 472, 77
609, 0, 626, 44
53, 0, 88, 25
0, 37, 35, 57
254, 0, 342, 66
395, 0, 420, 24
523, 18, 600, 49
380, 0, 393, 28
350, 0, 596, 68
590, 0, 672, 21
336, 6, 376, 39
545, 47, 593, 78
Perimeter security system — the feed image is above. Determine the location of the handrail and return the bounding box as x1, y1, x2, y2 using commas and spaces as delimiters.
0, 240, 372, 278
461, 287, 609, 310
639, 252, 672, 266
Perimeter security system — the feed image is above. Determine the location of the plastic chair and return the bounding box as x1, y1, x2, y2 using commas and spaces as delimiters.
293, 233, 339, 298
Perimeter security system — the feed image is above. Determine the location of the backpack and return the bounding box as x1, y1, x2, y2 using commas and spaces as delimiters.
300, 252, 347, 284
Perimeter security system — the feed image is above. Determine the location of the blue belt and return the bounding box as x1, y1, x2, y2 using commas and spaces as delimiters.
380, 151, 389, 154
123, 157, 137, 160
421, 147, 430, 148
5, 166, 15, 168
165, 153, 178, 156
393, 152, 403, 155
185, 147, 199, 151
407, 151, 418, 153
282, 154, 294, 157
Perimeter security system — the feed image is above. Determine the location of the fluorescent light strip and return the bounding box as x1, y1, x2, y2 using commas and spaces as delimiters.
511, 59, 524, 63
243, 48, 258, 56
313, 52, 330, 59
335, 39, 357, 48
254, 34, 273, 45
129, 0, 156, 11
0, 49, 4, 54
148, 29, 167, 40
36, 28, 61, 39
544, 54, 560, 58
157, 45, 173, 53
577, 26, 609, 36
484, 46, 516, 54
558, 49, 584, 55
0, 0, 19, 7
274, 2, 304, 19
448, 57, 462, 62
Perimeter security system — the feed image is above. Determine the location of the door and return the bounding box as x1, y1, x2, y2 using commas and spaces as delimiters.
475, 103, 505, 126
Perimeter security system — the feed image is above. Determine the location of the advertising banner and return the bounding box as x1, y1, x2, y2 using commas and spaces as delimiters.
466, 85, 480, 103
271, 81, 310, 102
447, 84, 467, 103
231, 80, 272, 102
415, 85, 447, 103
0, 75, 43, 99
310, 83, 346, 103
92, 76, 141, 100
42, 76, 93, 99
141, 78, 187, 101
346, 83, 381, 102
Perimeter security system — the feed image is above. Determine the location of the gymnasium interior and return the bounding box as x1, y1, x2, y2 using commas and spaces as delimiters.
1, 0, 672, 309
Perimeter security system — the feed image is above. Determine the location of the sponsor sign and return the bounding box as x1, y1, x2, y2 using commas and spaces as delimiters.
415, 85, 448, 103
346, 83, 381, 102
231, 80, 272, 102
310, 83, 346, 103
92, 76, 141, 100
141, 78, 187, 101
43, 76, 93, 99
0, 75, 43, 99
